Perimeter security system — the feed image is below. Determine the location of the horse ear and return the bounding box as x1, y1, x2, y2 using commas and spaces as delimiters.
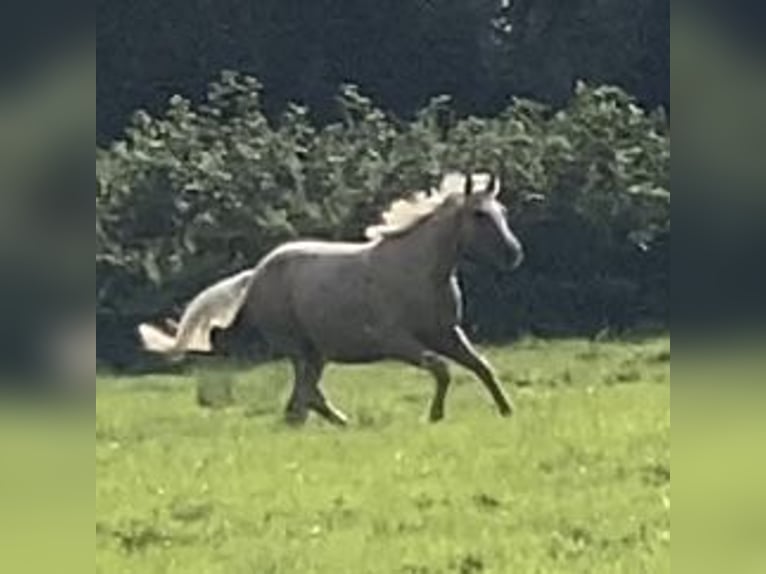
487, 173, 496, 195
490, 174, 501, 197
464, 173, 473, 196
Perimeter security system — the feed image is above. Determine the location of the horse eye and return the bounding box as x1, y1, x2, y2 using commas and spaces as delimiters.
473, 210, 489, 218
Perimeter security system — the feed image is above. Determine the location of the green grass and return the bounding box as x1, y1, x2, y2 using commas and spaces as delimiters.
96, 337, 670, 574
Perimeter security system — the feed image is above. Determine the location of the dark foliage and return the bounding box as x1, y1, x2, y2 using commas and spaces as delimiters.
97, 0, 668, 142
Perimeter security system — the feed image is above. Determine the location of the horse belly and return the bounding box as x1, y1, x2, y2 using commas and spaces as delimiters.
292, 263, 387, 360
301, 296, 385, 361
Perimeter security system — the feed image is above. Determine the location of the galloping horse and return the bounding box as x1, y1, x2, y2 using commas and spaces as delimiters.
139, 172, 524, 425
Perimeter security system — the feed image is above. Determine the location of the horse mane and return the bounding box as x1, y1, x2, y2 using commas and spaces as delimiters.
365, 172, 492, 240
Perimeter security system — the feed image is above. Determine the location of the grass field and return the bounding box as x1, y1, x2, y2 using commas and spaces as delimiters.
96, 337, 670, 574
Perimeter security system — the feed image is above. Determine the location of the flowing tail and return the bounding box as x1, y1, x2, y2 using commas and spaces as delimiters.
138, 269, 255, 356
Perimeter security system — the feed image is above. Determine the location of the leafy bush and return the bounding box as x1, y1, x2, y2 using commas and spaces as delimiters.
96, 72, 669, 366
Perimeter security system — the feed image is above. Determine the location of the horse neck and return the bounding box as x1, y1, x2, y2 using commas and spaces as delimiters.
375, 207, 463, 283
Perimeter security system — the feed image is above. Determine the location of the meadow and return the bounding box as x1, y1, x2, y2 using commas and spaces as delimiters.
96, 337, 670, 573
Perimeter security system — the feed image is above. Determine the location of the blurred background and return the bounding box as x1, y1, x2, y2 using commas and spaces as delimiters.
673, 2, 766, 573
0, 0, 93, 384
0, 2, 92, 571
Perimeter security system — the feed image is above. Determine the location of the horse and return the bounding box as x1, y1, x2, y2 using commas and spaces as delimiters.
139, 172, 524, 425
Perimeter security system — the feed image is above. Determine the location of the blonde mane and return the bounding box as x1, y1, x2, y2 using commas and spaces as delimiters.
365, 172, 493, 240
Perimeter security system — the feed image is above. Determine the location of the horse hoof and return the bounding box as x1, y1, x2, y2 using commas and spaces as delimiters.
428, 411, 445, 423
329, 413, 349, 427
499, 405, 514, 417
284, 411, 309, 426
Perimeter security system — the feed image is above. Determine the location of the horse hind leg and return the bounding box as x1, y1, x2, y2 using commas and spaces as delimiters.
288, 353, 348, 427
310, 396, 349, 427
285, 358, 310, 426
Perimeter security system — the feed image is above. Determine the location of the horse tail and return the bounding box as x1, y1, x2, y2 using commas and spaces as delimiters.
138, 269, 255, 356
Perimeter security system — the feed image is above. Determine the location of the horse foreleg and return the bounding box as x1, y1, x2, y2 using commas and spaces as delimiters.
422, 352, 451, 422
438, 326, 514, 417
385, 337, 452, 422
